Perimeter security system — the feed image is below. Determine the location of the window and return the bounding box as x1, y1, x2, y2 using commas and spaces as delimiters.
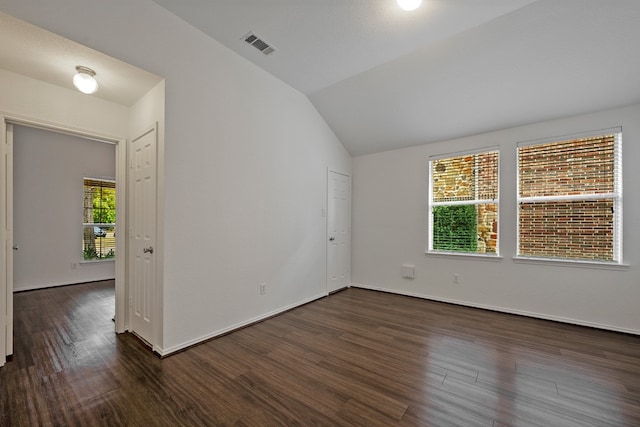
517, 129, 622, 262
428, 149, 499, 254
83, 178, 116, 260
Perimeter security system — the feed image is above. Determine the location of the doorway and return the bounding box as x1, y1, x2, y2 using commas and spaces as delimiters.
128, 124, 158, 346
12, 125, 117, 291
326, 170, 351, 294
1, 117, 127, 366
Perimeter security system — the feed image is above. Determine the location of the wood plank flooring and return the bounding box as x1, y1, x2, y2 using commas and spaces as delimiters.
1, 281, 640, 426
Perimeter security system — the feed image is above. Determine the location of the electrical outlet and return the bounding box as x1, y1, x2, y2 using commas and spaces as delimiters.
452, 273, 460, 284
259, 283, 266, 295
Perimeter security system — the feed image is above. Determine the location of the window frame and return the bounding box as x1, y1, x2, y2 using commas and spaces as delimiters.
515, 128, 623, 265
82, 177, 116, 262
427, 147, 501, 257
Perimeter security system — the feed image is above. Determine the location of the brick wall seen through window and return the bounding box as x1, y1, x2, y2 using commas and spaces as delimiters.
429, 150, 499, 254
517, 132, 621, 262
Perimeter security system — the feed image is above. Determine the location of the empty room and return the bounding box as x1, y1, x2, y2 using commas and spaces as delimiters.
1, 0, 639, 425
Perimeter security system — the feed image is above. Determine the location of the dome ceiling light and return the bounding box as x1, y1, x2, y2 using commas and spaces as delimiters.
397, 0, 423, 12
73, 65, 99, 94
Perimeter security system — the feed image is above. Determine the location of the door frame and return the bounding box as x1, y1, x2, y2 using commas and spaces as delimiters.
0, 113, 127, 366
326, 169, 351, 294
1, 120, 13, 363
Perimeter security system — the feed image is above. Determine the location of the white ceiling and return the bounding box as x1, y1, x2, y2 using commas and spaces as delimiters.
2, 1, 640, 155
150, 0, 640, 156
311, 0, 640, 155
0, 11, 162, 106
151, 0, 538, 95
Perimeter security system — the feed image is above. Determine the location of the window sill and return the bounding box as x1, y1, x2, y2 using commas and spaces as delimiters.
513, 256, 629, 271
80, 259, 115, 265
426, 251, 503, 262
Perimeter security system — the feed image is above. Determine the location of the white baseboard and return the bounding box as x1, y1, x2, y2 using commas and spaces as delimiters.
14, 277, 116, 292
350, 283, 640, 336
158, 292, 328, 357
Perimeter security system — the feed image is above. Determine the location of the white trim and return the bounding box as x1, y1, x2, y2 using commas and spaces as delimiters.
14, 277, 116, 293
158, 292, 327, 357
426, 251, 503, 261
83, 177, 116, 183
79, 259, 116, 265
516, 126, 622, 147
154, 119, 165, 351
1, 112, 121, 144
518, 193, 617, 203
431, 199, 498, 207
350, 283, 640, 336
151, 121, 162, 352
513, 256, 629, 271
613, 131, 623, 263
428, 145, 500, 160
114, 136, 127, 334
0, 121, 13, 365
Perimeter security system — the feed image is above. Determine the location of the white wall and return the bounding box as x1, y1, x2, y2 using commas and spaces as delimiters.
0, 68, 128, 137
352, 103, 640, 334
0, 1, 352, 354
13, 126, 116, 291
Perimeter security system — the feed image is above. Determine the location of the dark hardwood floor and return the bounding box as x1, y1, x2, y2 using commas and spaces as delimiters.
1, 281, 640, 426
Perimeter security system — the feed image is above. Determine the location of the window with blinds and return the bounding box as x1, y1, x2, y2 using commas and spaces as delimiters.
428, 149, 499, 254
517, 130, 622, 262
83, 178, 116, 261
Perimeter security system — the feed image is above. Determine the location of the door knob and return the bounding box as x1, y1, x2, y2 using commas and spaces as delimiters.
329, 237, 335, 241
12, 245, 19, 250
143, 246, 154, 254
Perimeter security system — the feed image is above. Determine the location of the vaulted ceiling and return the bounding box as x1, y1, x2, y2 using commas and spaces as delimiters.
150, 0, 640, 156
2, 1, 640, 156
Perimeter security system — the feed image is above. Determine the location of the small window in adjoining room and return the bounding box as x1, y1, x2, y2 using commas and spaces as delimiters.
83, 178, 116, 261
428, 149, 500, 255
517, 129, 622, 263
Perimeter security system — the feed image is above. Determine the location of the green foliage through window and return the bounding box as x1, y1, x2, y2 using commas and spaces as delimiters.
83, 179, 116, 261
432, 205, 478, 252
92, 187, 116, 224
429, 150, 499, 254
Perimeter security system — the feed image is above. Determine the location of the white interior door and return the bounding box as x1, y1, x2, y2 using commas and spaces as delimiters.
1, 123, 14, 363
327, 171, 350, 293
129, 125, 157, 345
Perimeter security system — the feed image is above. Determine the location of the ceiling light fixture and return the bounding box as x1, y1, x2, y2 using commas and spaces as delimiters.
73, 66, 99, 94
397, 0, 422, 11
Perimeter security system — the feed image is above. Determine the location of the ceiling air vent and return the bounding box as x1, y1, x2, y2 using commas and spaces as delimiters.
242, 32, 276, 56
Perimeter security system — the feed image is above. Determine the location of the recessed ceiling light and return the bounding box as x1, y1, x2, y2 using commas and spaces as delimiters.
73, 66, 99, 94
397, 0, 423, 12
